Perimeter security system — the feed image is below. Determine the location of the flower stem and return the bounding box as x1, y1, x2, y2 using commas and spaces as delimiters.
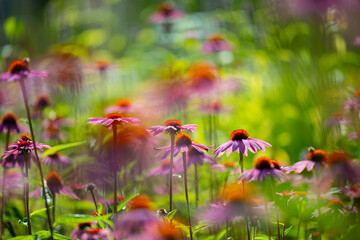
262, 182, 271, 240
112, 124, 118, 214
282, 198, 287, 239
169, 133, 175, 212
90, 189, 98, 211
0, 129, 10, 238
296, 200, 303, 240
19, 79, 53, 239
23, 151, 31, 235
239, 152, 250, 240
182, 152, 193, 240
270, 178, 281, 240
52, 195, 56, 225
194, 162, 199, 209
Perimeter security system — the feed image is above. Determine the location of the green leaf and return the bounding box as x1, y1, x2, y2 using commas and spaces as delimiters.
41, 180, 52, 205
284, 225, 293, 236
54, 214, 112, 226
97, 202, 103, 214
30, 206, 54, 217
41, 141, 86, 158
116, 193, 139, 212
167, 209, 177, 220
193, 222, 209, 235
8, 236, 34, 240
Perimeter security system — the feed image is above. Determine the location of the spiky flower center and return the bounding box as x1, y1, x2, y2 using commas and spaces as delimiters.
116, 99, 131, 107
45, 171, 63, 189
1, 112, 18, 125
254, 156, 272, 170
175, 132, 193, 148
106, 113, 123, 119
157, 2, 174, 14
230, 129, 249, 140
8, 59, 29, 74
307, 149, 328, 163
17, 134, 32, 147
187, 62, 218, 85
332, 112, 343, 119
223, 161, 235, 168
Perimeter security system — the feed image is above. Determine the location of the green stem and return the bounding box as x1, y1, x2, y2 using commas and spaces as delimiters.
19, 79, 53, 239
282, 198, 287, 240
169, 133, 175, 212
194, 163, 199, 209
263, 182, 271, 240
90, 189, 98, 212
240, 152, 250, 240
296, 201, 303, 240
112, 124, 118, 214
0, 129, 10, 238
23, 151, 31, 235
182, 152, 193, 240
52, 195, 56, 225
271, 178, 281, 240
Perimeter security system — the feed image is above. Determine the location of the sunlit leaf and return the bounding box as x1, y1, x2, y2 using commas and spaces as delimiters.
41, 141, 86, 158
116, 193, 139, 212
30, 206, 54, 217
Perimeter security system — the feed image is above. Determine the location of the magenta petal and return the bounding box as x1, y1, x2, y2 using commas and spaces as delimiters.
61, 186, 80, 199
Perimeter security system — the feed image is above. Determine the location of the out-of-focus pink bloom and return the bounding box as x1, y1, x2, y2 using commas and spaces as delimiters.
144, 221, 182, 240
318, 151, 360, 192
34, 94, 51, 111
30, 171, 79, 199
293, 0, 357, 16
0, 58, 47, 82
148, 119, 197, 136
0, 112, 28, 134
343, 186, 360, 199
0, 171, 23, 191
81, 228, 110, 240
114, 195, 157, 239
313, 199, 354, 217
343, 98, 360, 112
212, 161, 242, 175
239, 156, 287, 183
202, 33, 231, 53
199, 99, 229, 115
87, 59, 117, 74
324, 112, 349, 127
285, 148, 328, 173
354, 36, 360, 46
185, 145, 215, 167
1, 134, 51, 169
214, 129, 271, 157
88, 113, 139, 130
71, 222, 92, 239
148, 159, 182, 176
42, 152, 72, 166
42, 114, 72, 141
348, 131, 360, 141
104, 99, 138, 114
149, 2, 184, 24
155, 132, 212, 160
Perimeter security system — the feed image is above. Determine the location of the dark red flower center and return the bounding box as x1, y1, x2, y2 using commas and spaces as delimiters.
116, 99, 131, 107
332, 112, 343, 120
157, 3, 174, 14
45, 171, 63, 189
95, 59, 109, 71
160, 159, 171, 169
1, 112, 18, 125
8, 59, 30, 74
307, 149, 328, 163
86, 228, 101, 235
230, 129, 249, 140
208, 33, 224, 42
35, 95, 51, 109
271, 160, 281, 170
254, 156, 272, 170
175, 132, 193, 148
18, 141, 30, 147
17, 134, 32, 144
106, 113, 123, 119
78, 222, 91, 230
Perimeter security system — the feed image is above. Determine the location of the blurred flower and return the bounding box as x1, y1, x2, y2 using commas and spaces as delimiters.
214, 129, 271, 157
42, 152, 72, 167
313, 199, 353, 217
354, 36, 360, 46
202, 33, 231, 53
104, 99, 138, 114
185, 144, 215, 167
42, 113, 72, 141
155, 132, 212, 160
324, 112, 349, 127
0, 112, 28, 134
212, 161, 242, 175
148, 119, 198, 136
71, 222, 92, 239
87, 59, 116, 74
343, 97, 360, 113
88, 113, 139, 130
239, 156, 287, 183
114, 195, 157, 239
81, 228, 110, 240
34, 94, 51, 111
1, 134, 51, 169
0, 58, 47, 82
285, 147, 328, 173
348, 130, 360, 141
0, 171, 22, 191
149, 2, 184, 24
148, 159, 182, 176
30, 171, 79, 199
148, 222, 182, 240
199, 99, 229, 115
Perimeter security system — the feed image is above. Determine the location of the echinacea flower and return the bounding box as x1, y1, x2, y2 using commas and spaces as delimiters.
148, 119, 198, 136
42, 152, 72, 166
104, 99, 138, 114
202, 33, 231, 53
42, 114, 72, 141
185, 144, 215, 167
212, 161, 242, 175
199, 99, 229, 115
149, 2, 184, 24
343, 98, 360, 113
0, 112, 28, 134
285, 147, 328, 174
324, 112, 349, 127
148, 159, 182, 176
155, 132, 211, 160
239, 156, 287, 183
71, 222, 92, 239
0, 170, 23, 191
348, 130, 360, 141
1, 134, 51, 169
34, 94, 52, 111
0, 58, 47, 82
88, 113, 139, 130
30, 171, 79, 199
80, 228, 110, 240
313, 199, 352, 217
214, 129, 272, 157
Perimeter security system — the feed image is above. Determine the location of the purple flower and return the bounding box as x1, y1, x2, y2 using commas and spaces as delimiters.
0, 171, 23, 192
214, 129, 271, 157
324, 112, 349, 127
42, 152, 72, 166
71, 222, 91, 239
285, 148, 328, 174
212, 161, 242, 175
148, 119, 198, 136
355, 36, 360, 46
348, 131, 359, 141
239, 156, 287, 183
42, 114, 73, 141
344, 97, 360, 112
155, 132, 212, 161
88, 113, 139, 130
185, 145, 215, 167
1, 134, 51, 169
202, 33, 231, 53
149, 2, 184, 24
0, 58, 47, 82
0, 112, 28, 134
148, 159, 182, 176
81, 228, 110, 240
30, 171, 79, 199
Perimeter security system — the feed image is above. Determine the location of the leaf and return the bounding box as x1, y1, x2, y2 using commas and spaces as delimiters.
284, 225, 293, 236
167, 209, 177, 220
54, 214, 112, 226
30, 206, 54, 217
193, 222, 209, 235
97, 202, 103, 214
41, 180, 52, 205
8, 236, 34, 240
41, 141, 86, 158
116, 193, 139, 212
